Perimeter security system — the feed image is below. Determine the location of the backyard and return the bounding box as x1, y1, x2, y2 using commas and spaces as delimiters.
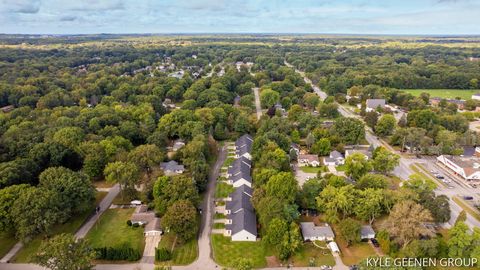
157, 233, 198, 265
402, 89, 479, 100
12, 191, 108, 263
300, 166, 322, 173
85, 208, 145, 256
290, 242, 335, 267
211, 234, 269, 268
215, 181, 235, 198
333, 223, 376, 266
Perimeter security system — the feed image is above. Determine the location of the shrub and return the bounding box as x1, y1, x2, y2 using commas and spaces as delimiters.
94, 243, 141, 261
155, 247, 173, 262
127, 220, 132, 226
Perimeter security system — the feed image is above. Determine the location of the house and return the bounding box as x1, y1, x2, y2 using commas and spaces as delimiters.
298, 154, 320, 167
168, 70, 185, 79
224, 186, 257, 241
235, 134, 253, 160
172, 140, 185, 152
472, 93, 480, 101
300, 222, 335, 242
345, 149, 372, 160
365, 99, 386, 112
144, 217, 162, 236
323, 150, 345, 166
131, 205, 155, 226
227, 157, 252, 177
227, 171, 252, 188
437, 154, 480, 181
0, 105, 14, 113
160, 160, 185, 176
360, 225, 376, 240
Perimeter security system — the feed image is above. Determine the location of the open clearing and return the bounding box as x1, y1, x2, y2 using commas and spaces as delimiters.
402, 89, 479, 100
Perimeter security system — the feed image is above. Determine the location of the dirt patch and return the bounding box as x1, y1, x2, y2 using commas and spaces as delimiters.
266, 255, 281, 267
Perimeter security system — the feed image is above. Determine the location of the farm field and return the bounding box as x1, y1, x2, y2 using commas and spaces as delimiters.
402, 89, 479, 100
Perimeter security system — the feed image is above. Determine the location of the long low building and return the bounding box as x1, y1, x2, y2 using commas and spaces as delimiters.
225, 185, 257, 241
437, 154, 480, 181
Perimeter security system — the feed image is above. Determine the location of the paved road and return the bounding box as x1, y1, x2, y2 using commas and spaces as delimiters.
75, 184, 120, 239
0, 243, 23, 263
253, 87, 262, 120
284, 60, 327, 101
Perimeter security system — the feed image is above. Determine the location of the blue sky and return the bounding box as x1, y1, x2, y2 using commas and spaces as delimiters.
0, 0, 479, 35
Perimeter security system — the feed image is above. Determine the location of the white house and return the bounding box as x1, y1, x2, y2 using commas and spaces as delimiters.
365, 99, 386, 112
323, 150, 345, 166
298, 154, 320, 167
300, 222, 335, 242
160, 160, 185, 176
437, 154, 480, 181
472, 93, 480, 100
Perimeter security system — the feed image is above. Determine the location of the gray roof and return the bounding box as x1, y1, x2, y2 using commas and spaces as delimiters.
300, 222, 334, 239
361, 225, 375, 237
463, 146, 476, 157
229, 171, 252, 184
366, 99, 386, 109
226, 185, 254, 213
329, 150, 344, 159
160, 160, 185, 172
324, 157, 336, 163
228, 157, 252, 176
226, 208, 257, 236
235, 134, 253, 155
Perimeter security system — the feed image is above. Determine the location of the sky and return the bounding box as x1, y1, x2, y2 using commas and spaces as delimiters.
0, 0, 479, 35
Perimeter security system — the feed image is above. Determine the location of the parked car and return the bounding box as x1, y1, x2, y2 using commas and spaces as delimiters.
349, 265, 359, 270
435, 175, 445, 179
370, 238, 380, 247
463, 196, 474, 201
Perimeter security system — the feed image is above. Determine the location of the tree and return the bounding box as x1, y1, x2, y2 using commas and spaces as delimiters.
338, 218, 361, 246
264, 218, 288, 247
420, 193, 450, 223
317, 185, 356, 223
344, 153, 372, 180
384, 200, 433, 248
265, 172, 299, 204
104, 161, 140, 199
260, 89, 280, 108
334, 118, 365, 145
364, 111, 379, 129
303, 93, 320, 110
153, 175, 199, 215
305, 133, 315, 150
52, 127, 85, 151
0, 184, 32, 231
39, 167, 95, 216
11, 187, 62, 242
371, 147, 400, 174
375, 114, 396, 137
448, 221, 472, 258
455, 210, 467, 225
34, 233, 95, 270
161, 200, 198, 242
311, 138, 331, 156
279, 222, 302, 260
355, 189, 385, 224
128, 144, 164, 178
356, 174, 388, 190
299, 178, 323, 209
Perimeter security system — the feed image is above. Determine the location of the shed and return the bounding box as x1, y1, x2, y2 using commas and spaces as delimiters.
360, 225, 376, 240
328, 241, 340, 253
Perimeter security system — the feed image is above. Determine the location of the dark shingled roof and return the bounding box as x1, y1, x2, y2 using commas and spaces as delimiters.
228, 157, 252, 176
226, 185, 254, 213
235, 134, 253, 156
226, 208, 257, 236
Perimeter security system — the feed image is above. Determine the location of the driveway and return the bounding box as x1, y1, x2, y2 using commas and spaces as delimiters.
142, 234, 161, 264
293, 163, 316, 186
253, 87, 262, 120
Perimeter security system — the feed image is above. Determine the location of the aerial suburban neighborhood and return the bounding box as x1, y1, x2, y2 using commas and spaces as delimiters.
1, 1, 480, 270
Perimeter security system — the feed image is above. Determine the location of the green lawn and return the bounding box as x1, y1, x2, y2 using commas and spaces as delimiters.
213, 223, 225, 229
223, 157, 235, 167
290, 242, 335, 267
215, 182, 235, 198
0, 231, 17, 259
211, 235, 268, 268
214, 213, 226, 219
85, 208, 144, 254
299, 166, 322, 173
13, 192, 108, 263
336, 165, 346, 171
402, 89, 479, 100
332, 224, 376, 266
157, 233, 198, 265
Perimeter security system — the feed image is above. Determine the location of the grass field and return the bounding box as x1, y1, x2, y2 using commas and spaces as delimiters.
290, 242, 335, 267
402, 89, 479, 100
157, 233, 198, 265
332, 224, 376, 266
85, 208, 144, 254
211, 235, 268, 268
452, 196, 480, 222
13, 191, 108, 263
215, 182, 235, 198
0, 231, 17, 259
300, 166, 322, 173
